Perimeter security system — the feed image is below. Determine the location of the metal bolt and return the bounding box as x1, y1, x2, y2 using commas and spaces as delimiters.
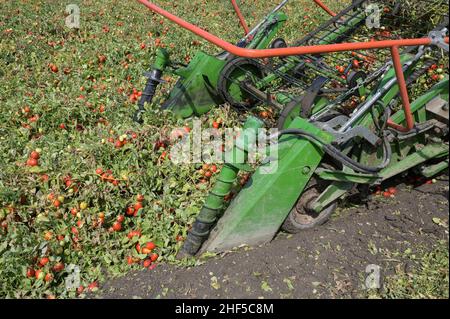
302, 166, 311, 175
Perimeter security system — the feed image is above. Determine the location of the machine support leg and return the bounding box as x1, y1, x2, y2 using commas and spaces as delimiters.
387, 45, 415, 132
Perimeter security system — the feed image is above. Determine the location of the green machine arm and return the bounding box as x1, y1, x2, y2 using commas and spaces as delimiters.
179, 116, 333, 256
159, 11, 288, 118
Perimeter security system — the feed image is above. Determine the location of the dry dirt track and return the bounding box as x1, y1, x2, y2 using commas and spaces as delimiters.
98, 174, 449, 299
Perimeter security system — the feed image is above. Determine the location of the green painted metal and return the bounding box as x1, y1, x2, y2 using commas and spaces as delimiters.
153, 48, 170, 71
200, 117, 334, 253
379, 143, 449, 181
198, 117, 265, 221
310, 181, 353, 213
315, 168, 380, 184
421, 159, 449, 178
320, 13, 366, 44
163, 12, 287, 118
163, 52, 226, 118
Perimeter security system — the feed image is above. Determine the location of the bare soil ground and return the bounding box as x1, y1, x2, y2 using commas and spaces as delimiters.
98, 175, 449, 299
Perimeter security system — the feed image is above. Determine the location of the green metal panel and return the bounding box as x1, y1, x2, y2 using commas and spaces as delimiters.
315, 168, 380, 184
163, 52, 227, 118
200, 117, 334, 253
379, 143, 449, 180
421, 159, 449, 178
310, 181, 353, 212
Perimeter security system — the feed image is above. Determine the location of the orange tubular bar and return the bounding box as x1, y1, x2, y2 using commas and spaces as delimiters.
313, 0, 337, 17
231, 0, 249, 35
137, 0, 449, 132
387, 46, 415, 132
137, 0, 447, 58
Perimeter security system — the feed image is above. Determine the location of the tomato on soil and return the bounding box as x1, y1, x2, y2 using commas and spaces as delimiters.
143, 259, 152, 268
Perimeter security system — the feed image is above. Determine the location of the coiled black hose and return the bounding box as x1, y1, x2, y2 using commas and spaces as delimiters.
274, 128, 391, 174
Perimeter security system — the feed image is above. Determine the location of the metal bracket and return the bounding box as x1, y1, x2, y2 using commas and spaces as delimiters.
144, 70, 166, 83
429, 30, 449, 52
316, 117, 380, 147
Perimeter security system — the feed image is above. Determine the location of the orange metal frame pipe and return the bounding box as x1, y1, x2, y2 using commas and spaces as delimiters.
136, 0, 449, 132
231, 0, 250, 35
387, 46, 415, 132
136, 0, 447, 58
313, 0, 337, 17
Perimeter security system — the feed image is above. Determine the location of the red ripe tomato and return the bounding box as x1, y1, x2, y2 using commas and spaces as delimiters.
135, 243, 141, 253
145, 242, 156, 250
212, 122, 220, 129
134, 202, 143, 212
53, 262, 64, 272
112, 221, 122, 232
26, 158, 38, 167
50, 64, 59, 73
388, 187, 397, 195
95, 168, 103, 175
210, 165, 217, 173
126, 206, 135, 216
88, 281, 98, 291
143, 259, 152, 268
77, 286, 85, 294
39, 257, 49, 267
383, 191, 392, 198
35, 269, 44, 280
26, 268, 35, 278
150, 253, 158, 262
116, 215, 125, 223
53, 199, 61, 208
30, 151, 40, 160
44, 273, 53, 282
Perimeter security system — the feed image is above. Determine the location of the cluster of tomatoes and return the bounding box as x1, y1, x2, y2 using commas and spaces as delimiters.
373, 186, 398, 198
129, 88, 143, 103
26, 150, 41, 167
103, 130, 138, 149
20, 105, 40, 129
427, 64, 446, 82
125, 194, 146, 217
95, 167, 122, 186
134, 241, 159, 269
26, 256, 62, 284
198, 163, 219, 183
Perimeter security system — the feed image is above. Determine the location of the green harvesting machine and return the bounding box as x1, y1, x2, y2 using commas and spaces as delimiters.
135, 0, 449, 256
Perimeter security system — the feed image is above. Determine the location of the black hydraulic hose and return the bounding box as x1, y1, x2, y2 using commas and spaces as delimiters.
133, 69, 163, 123
275, 129, 391, 174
